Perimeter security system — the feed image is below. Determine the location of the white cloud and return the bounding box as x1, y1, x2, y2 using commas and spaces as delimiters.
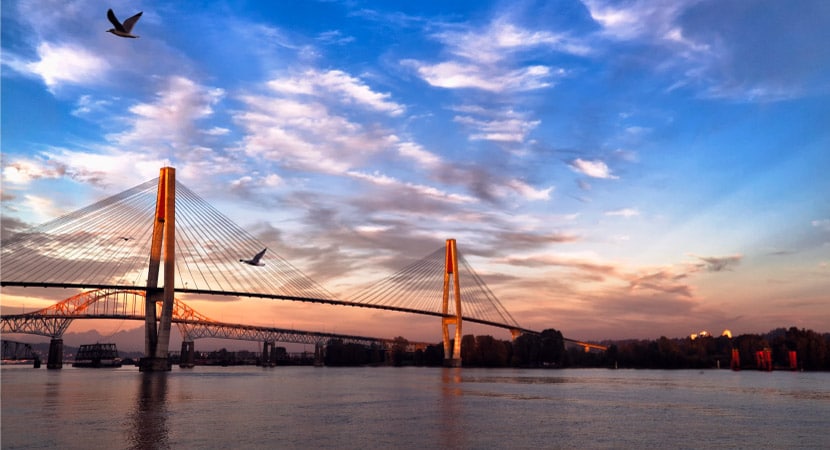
317, 70, 404, 116
397, 142, 441, 168
346, 170, 477, 204
403, 19, 577, 94
22, 43, 109, 91
39, 149, 166, 188
108, 76, 226, 158
204, 127, 231, 136
234, 69, 411, 176
605, 208, 639, 218
234, 90, 399, 175
506, 179, 553, 201
72, 95, 111, 117
2, 159, 64, 185
453, 110, 540, 143
569, 158, 619, 179
317, 30, 355, 45
7, 76, 232, 191
23, 194, 66, 222
405, 60, 500, 91
407, 60, 560, 92
2, 149, 166, 191
355, 224, 393, 234
582, 0, 692, 42
436, 19, 590, 65
231, 173, 283, 191
268, 69, 404, 116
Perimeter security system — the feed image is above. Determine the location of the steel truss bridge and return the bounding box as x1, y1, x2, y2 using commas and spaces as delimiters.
0, 288, 394, 348
2, 339, 40, 362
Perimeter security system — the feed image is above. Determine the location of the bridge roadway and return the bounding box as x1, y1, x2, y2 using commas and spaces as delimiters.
1, 282, 604, 351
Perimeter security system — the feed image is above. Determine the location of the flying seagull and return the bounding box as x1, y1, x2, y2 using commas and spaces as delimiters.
240, 248, 266, 266
106, 9, 143, 38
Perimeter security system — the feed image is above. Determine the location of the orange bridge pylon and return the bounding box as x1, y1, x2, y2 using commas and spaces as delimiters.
140, 167, 177, 372
442, 238, 463, 367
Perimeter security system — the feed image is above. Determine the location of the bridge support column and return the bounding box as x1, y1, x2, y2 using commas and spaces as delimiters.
260, 341, 275, 367
442, 239, 463, 368
47, 338, 63, 370
179, 341, 195, 368
269, 343, 280, 366
140, 167, 176, 372
314, 342, 325, 366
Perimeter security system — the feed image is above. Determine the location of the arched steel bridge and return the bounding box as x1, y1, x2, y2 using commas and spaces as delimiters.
1, 288, 402, 348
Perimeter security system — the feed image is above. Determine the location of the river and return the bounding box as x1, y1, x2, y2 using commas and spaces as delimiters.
2, 365, 828, 449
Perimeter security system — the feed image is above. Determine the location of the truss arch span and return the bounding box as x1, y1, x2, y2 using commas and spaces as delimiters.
28, 288, 214, 322
1, 289, 393, 349
1, 288, 214, 338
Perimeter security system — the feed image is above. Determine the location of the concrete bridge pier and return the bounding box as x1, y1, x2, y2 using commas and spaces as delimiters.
314, 342, 325, 366
179, 341, 195, 368
47, 338, 63, 369
260, 341, 275, 367
268, 343, 280, 366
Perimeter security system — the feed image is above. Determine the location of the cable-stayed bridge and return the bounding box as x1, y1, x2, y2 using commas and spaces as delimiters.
1, 167, 602, 369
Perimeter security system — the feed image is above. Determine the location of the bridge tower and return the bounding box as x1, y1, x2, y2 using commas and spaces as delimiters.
442, 238, 463, 367
139, 167, 177, 372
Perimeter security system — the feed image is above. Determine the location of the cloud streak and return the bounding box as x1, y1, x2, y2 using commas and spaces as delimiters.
569, 158, 618, 179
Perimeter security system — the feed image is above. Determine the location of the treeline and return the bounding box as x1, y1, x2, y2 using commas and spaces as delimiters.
599, 327, 830, 370
327, 326, 829, 370
322, 329, 571, 367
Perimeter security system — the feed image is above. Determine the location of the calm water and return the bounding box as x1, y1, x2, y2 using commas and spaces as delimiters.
2, 365, 828, 449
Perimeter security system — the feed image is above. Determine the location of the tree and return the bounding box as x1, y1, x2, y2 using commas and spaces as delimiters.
475, 335, 509, 367
460, 334, 478, 366
539, 329, 565, 367
511, 333, 541, 367
391, 336, 409, 366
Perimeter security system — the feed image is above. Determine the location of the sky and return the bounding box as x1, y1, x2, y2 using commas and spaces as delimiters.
2, 0, 829, 343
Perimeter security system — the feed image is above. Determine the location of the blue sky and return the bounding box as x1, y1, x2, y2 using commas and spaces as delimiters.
2, 0, 829, 341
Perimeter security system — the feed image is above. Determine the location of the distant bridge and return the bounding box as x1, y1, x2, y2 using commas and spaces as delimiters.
1, 288, 403, 348
2, 339, 40, 363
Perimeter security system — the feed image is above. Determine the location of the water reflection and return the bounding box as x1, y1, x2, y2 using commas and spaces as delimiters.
128, 373, 169, 449
440, 368, 463, 449
43, 373, 62, 420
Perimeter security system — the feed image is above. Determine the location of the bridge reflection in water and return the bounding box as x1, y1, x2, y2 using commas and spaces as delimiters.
129, 373, 169, 449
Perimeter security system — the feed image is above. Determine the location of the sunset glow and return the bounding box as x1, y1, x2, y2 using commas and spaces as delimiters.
2, 1, 828, 342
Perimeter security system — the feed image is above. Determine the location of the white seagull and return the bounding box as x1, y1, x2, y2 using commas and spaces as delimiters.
240, 248, 266, 266
106, 9, 143, 38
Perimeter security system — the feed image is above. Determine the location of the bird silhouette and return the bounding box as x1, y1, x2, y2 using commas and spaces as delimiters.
240, 248, 266, 266
106, 9, 143, 38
